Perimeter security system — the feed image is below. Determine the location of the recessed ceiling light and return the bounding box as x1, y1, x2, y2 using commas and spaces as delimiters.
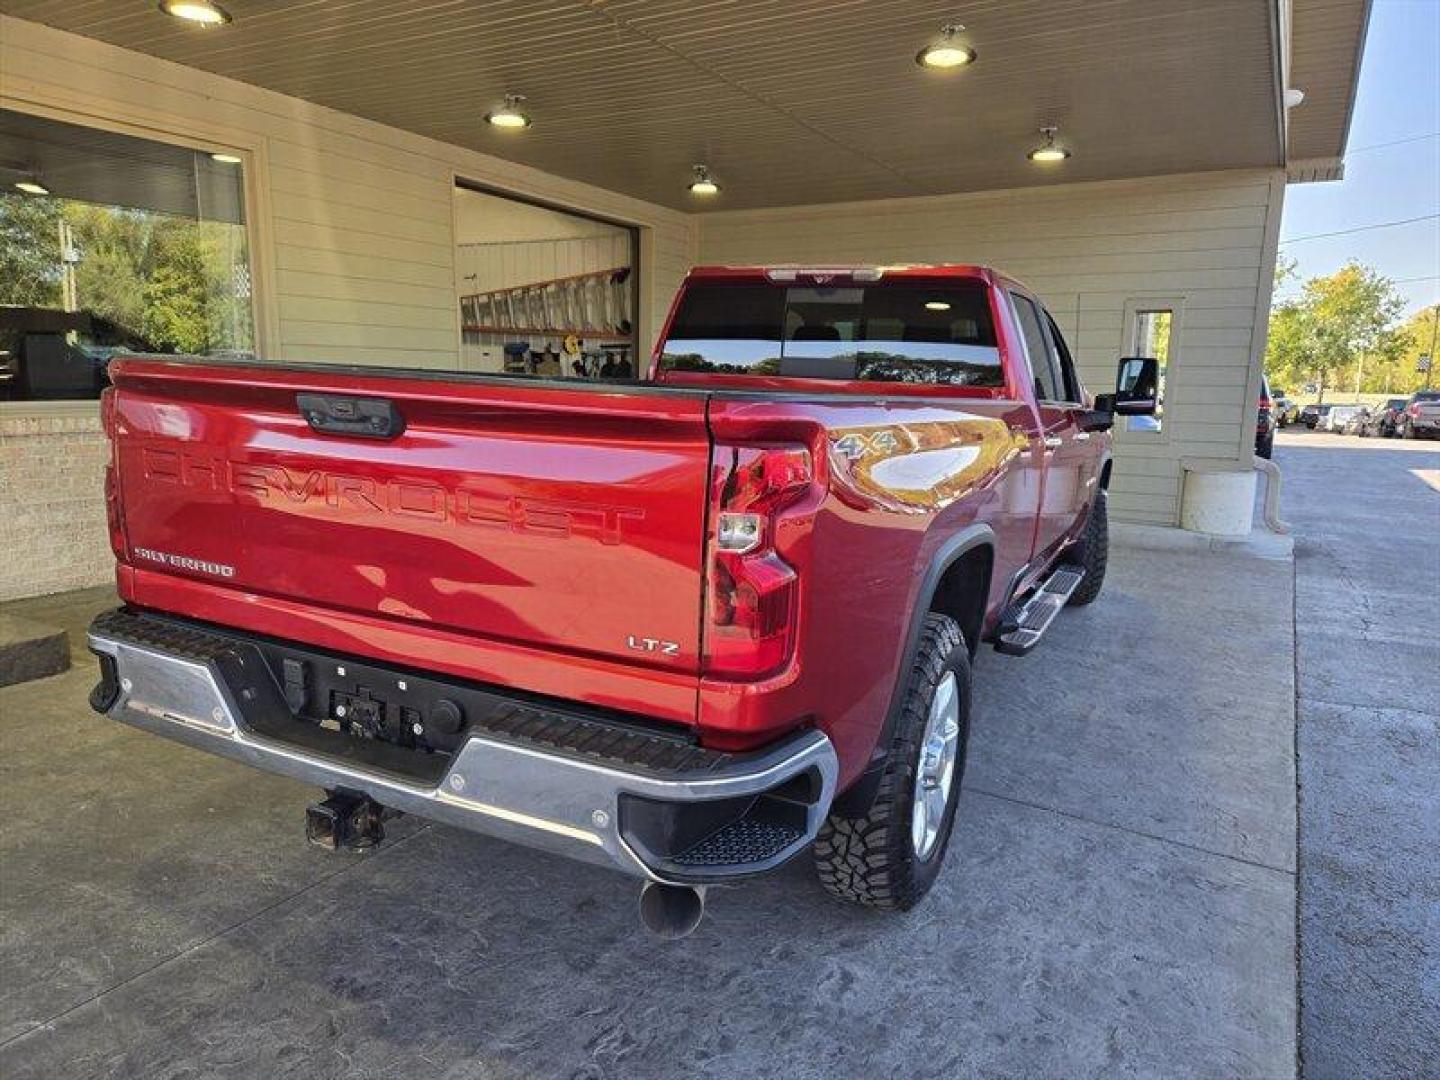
158, 1, 232, 25
1027, 126, 1071, 164
485, 94, 532, 130
688, 164, 720, 196
925, 301, 952, 311
916, 23, 977, 69
14, 178, 50, 196
210, 152, 242, 164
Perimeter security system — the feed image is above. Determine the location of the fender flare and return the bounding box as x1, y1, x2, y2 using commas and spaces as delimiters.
831, 522, 995, 815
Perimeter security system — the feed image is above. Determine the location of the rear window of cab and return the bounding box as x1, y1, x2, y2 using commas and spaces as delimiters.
659, 282, 1002, 387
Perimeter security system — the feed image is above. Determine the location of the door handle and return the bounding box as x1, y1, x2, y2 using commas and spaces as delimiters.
297, 393, 406, 440
1042, 436, 1063, 450
1073, 432, 1092, 441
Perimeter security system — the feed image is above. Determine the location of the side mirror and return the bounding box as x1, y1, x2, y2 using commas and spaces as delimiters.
1080, 356, 1160, 430
1113, 355, 1159, 416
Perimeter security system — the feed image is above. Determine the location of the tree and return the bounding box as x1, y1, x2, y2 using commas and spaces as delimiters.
1264, 263, 1407, 402
141, 222, 212, 354
1383, 304, 1439, 393
65, 203, 154, 333
1273, 253, 1298, 289
1264, 301, 1316, 394
0, 194, 64, 307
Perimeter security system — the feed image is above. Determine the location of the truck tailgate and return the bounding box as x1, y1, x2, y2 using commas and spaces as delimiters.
107, 360, 713, 690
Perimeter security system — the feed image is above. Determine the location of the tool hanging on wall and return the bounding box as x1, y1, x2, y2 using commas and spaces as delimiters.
459, 266, 632, 339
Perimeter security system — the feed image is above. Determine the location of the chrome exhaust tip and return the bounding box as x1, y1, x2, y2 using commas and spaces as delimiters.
638, 882, 706, 939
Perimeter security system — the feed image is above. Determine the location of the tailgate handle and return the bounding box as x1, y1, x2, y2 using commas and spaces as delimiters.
297, 393, 406, 440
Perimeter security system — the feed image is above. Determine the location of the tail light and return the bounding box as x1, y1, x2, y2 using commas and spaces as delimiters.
704, 443, 812, 679
1408, 403, 1421, 416
100, 388, 126, 560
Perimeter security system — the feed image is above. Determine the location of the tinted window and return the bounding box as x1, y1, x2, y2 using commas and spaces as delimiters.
1414, 392, 1440, 402
660, 282, 1002, 387
658, 284, 785, 375
1043, 310, 1082, 402
1010, 294, 1061, 401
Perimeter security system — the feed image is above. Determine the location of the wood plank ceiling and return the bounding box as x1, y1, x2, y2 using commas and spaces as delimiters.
0, 0, 1316, 210
1287, 0, 1371, 162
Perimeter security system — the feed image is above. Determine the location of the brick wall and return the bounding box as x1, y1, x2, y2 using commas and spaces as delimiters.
0, 411, 112, 601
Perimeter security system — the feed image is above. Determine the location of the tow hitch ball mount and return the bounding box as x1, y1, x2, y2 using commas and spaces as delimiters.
305, 790, 390, 851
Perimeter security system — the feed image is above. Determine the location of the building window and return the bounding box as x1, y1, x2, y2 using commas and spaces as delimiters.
454, 182, 638, 379
1123, 301, 1180, 432
0, 108, 254, 402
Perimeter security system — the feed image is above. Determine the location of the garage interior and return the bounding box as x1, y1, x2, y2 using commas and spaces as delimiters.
454, 186, 638, 378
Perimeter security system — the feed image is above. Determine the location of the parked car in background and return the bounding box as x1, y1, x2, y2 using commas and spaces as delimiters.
1300, 403, 1332, 429
1400, 391, 1440, 439
1324, 405, 1361, 433
0, 306, 160, 402
1256, 375, 1276, 458
1273, 394, 1299, 427
1341, 406, 1373, 436
1361, 398, 1408, 437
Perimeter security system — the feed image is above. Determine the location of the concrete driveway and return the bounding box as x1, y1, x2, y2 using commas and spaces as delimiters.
1277, 428, 1440, 1080
1, 530, 1299, 1076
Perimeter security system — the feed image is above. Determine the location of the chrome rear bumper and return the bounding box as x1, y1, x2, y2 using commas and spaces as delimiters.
88, 612, 837, 885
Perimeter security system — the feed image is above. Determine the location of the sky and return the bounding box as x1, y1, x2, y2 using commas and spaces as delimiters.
1276, 0, 1440, 317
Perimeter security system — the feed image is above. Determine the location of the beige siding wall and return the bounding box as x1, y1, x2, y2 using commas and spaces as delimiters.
0, 16, 695, 368
0, 15, 696, 599
697, 171, 1286, 525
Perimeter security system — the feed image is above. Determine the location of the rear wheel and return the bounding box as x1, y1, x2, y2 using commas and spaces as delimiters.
1257, 430, 1275, 457
1066, 489, 1108, 607
813, 614, 970, 911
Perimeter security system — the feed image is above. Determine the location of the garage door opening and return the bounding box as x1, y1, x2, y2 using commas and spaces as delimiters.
454, 183, 638, 380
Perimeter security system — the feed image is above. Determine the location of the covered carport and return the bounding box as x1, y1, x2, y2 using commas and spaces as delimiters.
0, 1, 1368, 600
0, 2, 1368, 1077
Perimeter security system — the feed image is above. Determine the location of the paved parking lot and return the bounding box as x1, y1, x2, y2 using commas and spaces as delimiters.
2, 528, 1300, 1077
1276, 429, 1440, 1080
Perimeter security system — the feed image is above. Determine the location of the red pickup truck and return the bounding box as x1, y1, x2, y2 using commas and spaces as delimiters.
88, 265, 1156, 936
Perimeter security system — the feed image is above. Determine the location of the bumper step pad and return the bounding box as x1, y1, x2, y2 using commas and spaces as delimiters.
672, 818, 806, 868
994, 566, 1085, 656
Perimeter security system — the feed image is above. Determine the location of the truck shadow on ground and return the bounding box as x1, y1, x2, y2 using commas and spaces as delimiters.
0, 549, 1299, 1079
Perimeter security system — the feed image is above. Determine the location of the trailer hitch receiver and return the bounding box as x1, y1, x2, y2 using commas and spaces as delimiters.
306, 790, 387, 850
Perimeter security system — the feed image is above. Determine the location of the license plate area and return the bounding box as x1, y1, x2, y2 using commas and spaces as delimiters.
247, 640, 503, 761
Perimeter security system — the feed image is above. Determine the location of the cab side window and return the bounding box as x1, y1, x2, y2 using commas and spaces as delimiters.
1010, 293, 1062, 402
1042, 311, 1082, 403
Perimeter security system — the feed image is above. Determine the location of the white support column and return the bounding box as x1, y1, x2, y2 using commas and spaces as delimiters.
1180, 468, 1257, 536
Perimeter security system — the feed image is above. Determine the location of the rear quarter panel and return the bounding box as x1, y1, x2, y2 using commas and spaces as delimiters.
701, 395, 1034, 785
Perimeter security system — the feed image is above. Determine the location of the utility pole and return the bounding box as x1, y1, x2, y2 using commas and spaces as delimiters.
1425, 304, 1438, 391
57, 217, 78, 313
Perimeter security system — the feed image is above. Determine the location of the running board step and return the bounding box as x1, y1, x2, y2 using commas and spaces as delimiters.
994, 566, 1085, 656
